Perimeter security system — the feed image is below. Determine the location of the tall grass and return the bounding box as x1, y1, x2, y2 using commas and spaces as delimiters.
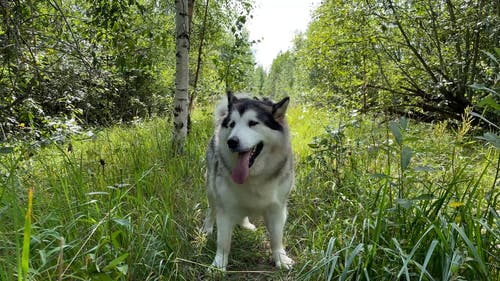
0, 105, 498, 280
0, 115, 209, 280
291, 109, 499, 281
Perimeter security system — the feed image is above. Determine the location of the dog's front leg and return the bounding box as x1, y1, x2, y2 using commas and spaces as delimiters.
212, 213, 235, 271
202, 207, 215, 235
264, 205, 294, 269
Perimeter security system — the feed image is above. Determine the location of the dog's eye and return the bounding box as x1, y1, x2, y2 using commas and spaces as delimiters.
229, 121, 235, 128
248, 120, 259, 127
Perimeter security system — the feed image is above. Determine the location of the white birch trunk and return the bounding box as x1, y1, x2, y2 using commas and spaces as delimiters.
173, 0, 190, 150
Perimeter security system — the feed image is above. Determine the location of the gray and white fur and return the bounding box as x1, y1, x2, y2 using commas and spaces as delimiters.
203, 92, 295, 270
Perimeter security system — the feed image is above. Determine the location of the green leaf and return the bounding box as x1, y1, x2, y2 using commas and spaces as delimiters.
477, 96, 500, 111
411, 193, 434, 201
481, 50, 499, 66
477, 132, 500, 150
495, 47, 500, 59
396, 198, 412, 209
110, 230, 123, 249
392, 238, 410, 281
113, 218, 132, 230
308, 142, 320, 149
399, 117, 408, 130
419, 240, 438, 281
102, 253, 129, 272
20, 188, 33, 281
470, 112, 500, 130
469, 83, 498, 96
340, 243, 364, 281
116, 264, 128, 275
452, 224, 488, 277
401, 146, 412, 170
390, 121, 403, 145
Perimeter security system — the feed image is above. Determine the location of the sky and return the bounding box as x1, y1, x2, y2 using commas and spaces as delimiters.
247, 0, 320, 70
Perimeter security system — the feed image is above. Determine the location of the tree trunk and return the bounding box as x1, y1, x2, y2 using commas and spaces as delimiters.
173, 0, 190, 152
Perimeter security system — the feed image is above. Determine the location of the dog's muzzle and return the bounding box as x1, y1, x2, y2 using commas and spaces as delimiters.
227, 137, 264, 184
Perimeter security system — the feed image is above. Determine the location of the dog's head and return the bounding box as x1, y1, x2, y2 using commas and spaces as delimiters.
218, 91, 290, 184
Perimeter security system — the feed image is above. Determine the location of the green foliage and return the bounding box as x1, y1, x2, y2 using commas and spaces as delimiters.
297, 107, 499, 280
247, 65, 266, 95
470, 48, 500, 127
206, 0, 256, 92
213, 29, 255, 91
0, 0, 177, 141
292, 1, 382, 109
0, 0, 258, 142
285, 0, 500, 121
263, 50, 297, 98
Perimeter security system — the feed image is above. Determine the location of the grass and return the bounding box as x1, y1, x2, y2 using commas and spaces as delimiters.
0, 104, 499, 280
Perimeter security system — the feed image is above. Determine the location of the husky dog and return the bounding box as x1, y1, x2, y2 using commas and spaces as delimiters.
203, 92, 295, 270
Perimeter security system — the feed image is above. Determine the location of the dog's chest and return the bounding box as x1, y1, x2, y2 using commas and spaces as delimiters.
222, 178, 291, 213
242, 183, 274, 201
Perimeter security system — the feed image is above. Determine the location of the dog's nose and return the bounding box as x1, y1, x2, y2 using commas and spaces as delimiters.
227, 137, 239, 150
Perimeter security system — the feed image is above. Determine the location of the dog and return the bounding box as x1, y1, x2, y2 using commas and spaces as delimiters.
202, 91, 295, 271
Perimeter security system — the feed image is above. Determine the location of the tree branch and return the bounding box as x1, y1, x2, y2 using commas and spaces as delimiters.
387, 0, 439, 83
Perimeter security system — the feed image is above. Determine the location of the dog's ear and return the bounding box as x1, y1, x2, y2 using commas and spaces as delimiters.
272, 97, 290, 120
227, 91, 238, 110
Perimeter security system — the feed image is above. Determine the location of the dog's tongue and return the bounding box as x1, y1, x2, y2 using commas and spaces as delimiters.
231, 151, 251, 184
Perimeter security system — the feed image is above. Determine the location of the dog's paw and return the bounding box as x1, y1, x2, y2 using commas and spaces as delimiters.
206, 263, 226, 277
210, 254, 227, 271
240, 217, 256, 231
273, 249, 294, 270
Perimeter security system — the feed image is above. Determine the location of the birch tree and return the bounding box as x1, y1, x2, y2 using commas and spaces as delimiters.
173, 0, 190, 151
